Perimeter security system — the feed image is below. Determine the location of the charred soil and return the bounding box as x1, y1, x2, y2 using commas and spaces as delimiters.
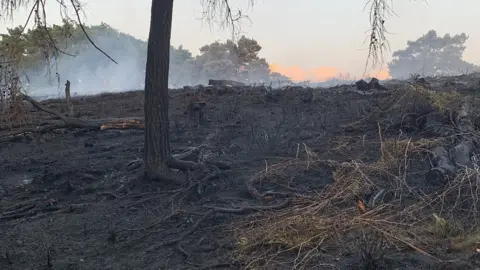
2, 74, 480, 269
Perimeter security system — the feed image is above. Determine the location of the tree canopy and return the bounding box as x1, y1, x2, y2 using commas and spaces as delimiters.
388, 30, 479, 78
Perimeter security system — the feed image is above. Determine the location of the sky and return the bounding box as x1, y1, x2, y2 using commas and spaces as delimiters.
1, 0, 479, 82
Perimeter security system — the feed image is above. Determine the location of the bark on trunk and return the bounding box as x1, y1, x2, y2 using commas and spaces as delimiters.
143, 0, 174, 180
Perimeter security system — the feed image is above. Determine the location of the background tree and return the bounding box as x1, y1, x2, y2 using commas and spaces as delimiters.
192, 35, 289, 84
388, 30, 479, 78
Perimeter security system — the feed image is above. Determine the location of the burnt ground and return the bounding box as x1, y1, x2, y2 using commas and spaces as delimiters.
2, 74, 480, 269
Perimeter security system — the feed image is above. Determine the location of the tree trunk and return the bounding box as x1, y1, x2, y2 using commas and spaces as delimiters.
143, 0, 174, 180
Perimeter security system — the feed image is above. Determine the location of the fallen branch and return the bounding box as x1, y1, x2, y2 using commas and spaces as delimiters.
0, 124, 67, 142
0, 94, 145, 137
22, 94, 101, 129
208, 79, 245, 87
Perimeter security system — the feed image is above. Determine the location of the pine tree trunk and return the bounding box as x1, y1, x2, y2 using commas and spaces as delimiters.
143, 0, 174, 180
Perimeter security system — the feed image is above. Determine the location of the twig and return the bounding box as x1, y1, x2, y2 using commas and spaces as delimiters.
205, 198, 291, 214
69, 0, 117, 64
191, 262, 236, 270
176, 243, 190, 258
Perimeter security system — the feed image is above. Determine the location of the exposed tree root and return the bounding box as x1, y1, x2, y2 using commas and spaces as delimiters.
144, 210, 215, 252
166, 156, 208, 172
0, 201, 88, 222
137, 198, 290, 254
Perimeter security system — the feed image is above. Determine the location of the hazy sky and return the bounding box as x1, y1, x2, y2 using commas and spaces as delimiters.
1, 0, 479, 81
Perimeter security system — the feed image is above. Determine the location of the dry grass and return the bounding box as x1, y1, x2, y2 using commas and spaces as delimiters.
380, 83, 464, 117
233, 133, 480, 268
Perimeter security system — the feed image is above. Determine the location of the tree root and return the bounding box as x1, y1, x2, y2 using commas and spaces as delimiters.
176, 243, 190, 258
145, 210, 215, 252
0, 201, 87, 222
166, 156, 208, 172
140, 198, 291, 253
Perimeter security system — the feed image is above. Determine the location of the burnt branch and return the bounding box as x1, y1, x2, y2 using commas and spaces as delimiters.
69, 0, 117, 64
363, 0, 394, 71
38, 0, 75, 57
200, 0, 254, 42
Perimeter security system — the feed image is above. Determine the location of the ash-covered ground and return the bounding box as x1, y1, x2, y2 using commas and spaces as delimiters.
2, 74, 480, 269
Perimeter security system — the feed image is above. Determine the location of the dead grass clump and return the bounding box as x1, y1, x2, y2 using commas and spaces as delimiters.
428, 90, 464, 114
434, 165, 480, 226
232, 200, 432, 269
417, 165, 480, 252
385, 84, 463, 117
449, 231, 480, 253
234, 135, 480, 268
236, 157, 429, 268
383, 84, 432, 112
354, 230, 387, 269
245, 144, 339, 199
377, 137, 443, 173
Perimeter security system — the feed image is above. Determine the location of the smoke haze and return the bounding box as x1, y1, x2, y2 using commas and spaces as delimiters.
18, 28, 291, 99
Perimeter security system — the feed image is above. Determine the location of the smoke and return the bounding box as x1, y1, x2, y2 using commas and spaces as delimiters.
22, 30, 147, 99
18, 25, 391, 100
22, 34, 285, 99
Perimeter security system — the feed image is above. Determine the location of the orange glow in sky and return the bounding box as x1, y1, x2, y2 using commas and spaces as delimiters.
269, 63, 391, 82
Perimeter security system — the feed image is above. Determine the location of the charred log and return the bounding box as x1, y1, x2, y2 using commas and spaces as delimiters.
426, 96, 477, 185
426, 147, 456, 185
208, 79, 245, 87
